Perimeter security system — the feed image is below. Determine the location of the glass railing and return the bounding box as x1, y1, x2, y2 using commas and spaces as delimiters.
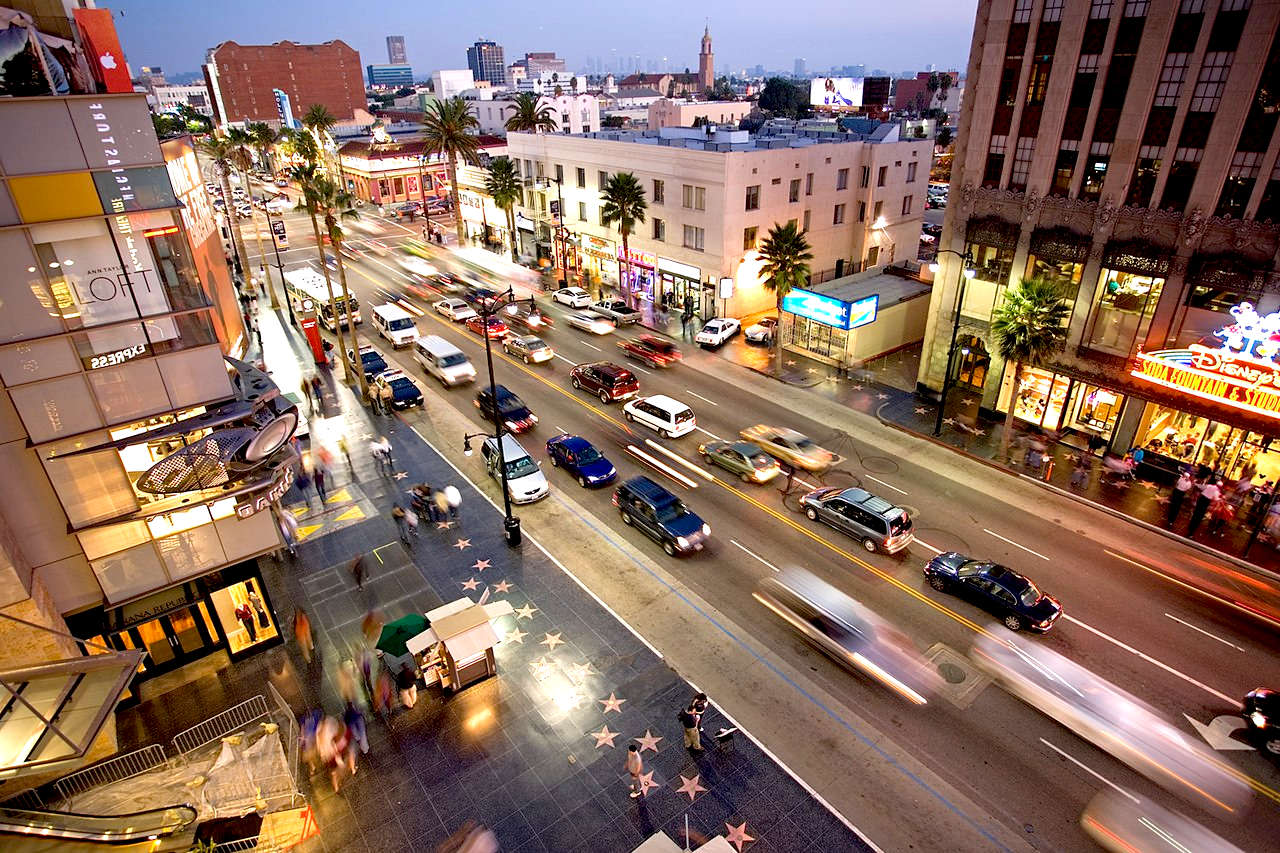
0, 803, 197, 842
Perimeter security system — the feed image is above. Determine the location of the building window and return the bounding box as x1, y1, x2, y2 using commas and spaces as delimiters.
745, 184, 760, 210
1013, 0, 1033, 23
653, 179, 665, 204
1051, 146, 1077, 196
859, 166, 870, 188
1043, 0, 1064, 21
1086, 268, 1165, 355
984, 135, 1008, 188
1010, 137, 1035, 191
683, 225, 705, 251
1026, 59, 1052, 106
576, 167, 586, 188
743, 226, 758, 251
578, 201, 587, 221
803, 209, 811, 231
599, 207, 608, 226
682, 184, 705, 210
1126, 146, 1163, 207
901, 195, 912, 215
1090, 0, 1113, 18
1220, 0, 1250, 10
555, 164, 564, 183
872, 200, 883, 220
1216, 150, 1262, 217
1123, 0, 1148, 17
906, 162, 917, 183
1161, 147, 1202, 209
1257, 158, 1280, 222
1179, 0, 1204, 11
833, 203, 846, 225
1081, 141, 1111, 199
806, 172, 814, 195
1153, 53, 1190, 107
653, 218, 665, 241
867, 246, 880, 267
858, 201, 866, 221
789, 178, 801, 202
837, 168, 849, 190
1189, 52, 1233, 112
876, 166, 887, 187
599, 170, 609, 189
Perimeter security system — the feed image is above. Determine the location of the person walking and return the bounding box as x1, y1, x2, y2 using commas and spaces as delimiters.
392, 504, 408, 542
338, 659, 360, 706
625, 744, 645, 798
350, 555, 366, 590
295, 468, 313, 507
278, 508, 299, 557
344, 700, 369, 757
1167, 470, 1194, 528
433, 488, 450, 524
396, 662, 419, 709
301, 379, 314, 412
293, 608, 314, 663
445, 484, 462, 520
337, 435, 352, 472
310, 376, 323, 413
1207, 496, 1235, 537
314, 465, 328, 502
404, 505, 420, 541
1188, 477, 1220, 536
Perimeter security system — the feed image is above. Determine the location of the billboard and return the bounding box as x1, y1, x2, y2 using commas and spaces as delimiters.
810, 77, 862, 108
782, 288, 879, 331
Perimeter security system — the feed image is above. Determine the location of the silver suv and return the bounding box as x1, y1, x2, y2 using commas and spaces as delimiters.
800, 486, 913, 553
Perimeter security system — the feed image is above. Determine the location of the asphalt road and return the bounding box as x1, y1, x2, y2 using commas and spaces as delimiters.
243, 190, 1280, 850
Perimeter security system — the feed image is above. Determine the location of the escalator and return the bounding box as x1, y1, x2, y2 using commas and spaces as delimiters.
0, 803, 197, 848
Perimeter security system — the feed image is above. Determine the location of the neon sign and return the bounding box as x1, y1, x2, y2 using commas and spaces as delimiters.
781, 288, 879, 331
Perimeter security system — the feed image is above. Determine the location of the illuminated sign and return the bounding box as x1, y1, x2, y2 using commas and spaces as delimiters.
234, 464, 296, 519
86, 344, 147, 370
781, 289, 879, 331
617, 247, 657, 268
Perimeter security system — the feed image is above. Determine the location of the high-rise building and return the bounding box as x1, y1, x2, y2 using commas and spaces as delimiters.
699, 25, 715, 90
794, 58, 806, 78
204, 40, 365, 125
386, 34, 407, 65
920, 0, 1280, 472
467, 39, 506, 86
367, 64, 414, 88
525, 52, 567, 76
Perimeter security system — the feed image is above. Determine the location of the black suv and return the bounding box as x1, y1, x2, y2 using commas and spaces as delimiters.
612, 476, 710, 556
474, 384, 538, 433
570, 362, 639, 404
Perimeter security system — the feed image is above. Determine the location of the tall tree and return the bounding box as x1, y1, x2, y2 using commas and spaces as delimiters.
226, 127, 281, 309
504, 92, 557, 133
301, 104, 345, 188
197, 134, 251, 288
421, 97, 481, 243
484, 156, 522, 262
759, 77, 810, 119
757, 221, 813, 374
599, 172, 647, 298
246, 121, 279, 174
989, 278, 1070, 458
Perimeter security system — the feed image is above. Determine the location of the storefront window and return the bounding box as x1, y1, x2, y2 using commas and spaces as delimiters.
209, 578, 278, 655
1134, 403, 1280, 481
1086, 268, 1165, 355
786, 315, 848, 360
1065, 383, 1121, 436
999, 364, 1070, 428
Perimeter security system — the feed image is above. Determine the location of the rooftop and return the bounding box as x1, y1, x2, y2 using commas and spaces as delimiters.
338, 134, 506, 158
528, 119, 910, 152
807, 264, 933, 307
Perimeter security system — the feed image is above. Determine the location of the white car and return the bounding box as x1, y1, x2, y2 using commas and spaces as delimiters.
623, 394, 696, 439
695, 318, 741, 347
566, 311, 615, 335
744, 317, 778, 344
435, 298, 477, 322
400, 255, 437, 278
553, 287, 592, 308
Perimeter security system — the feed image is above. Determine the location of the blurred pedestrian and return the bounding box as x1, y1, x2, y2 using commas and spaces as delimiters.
293, 607, 314, 663
396, 662, 419, 709
344, 700, 369, 757
392, 504, 408, 542
350, 555, 366, 590
625, 744, 644, 797
373, 667, 396, 717
432, 488, 450, 523
445, 484, 462, 519
314, 465, 328, 502
1207, 497, 1235, 537
1188, 477, 1220, 535
337, 435, 352, 471
361, 609, 385, 644
299, 708, 322, 774
404, 505, 420, 540
317, 715, 350, 792
1167, 469, 1194, 527
310, 376, 323, 411
338, 658, 360, 706
301, 380, 314, 411
295, 468, 313, 506
278, 508, 298, 557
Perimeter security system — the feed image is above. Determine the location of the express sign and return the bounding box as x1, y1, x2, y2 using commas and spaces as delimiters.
781, 288, 879, 331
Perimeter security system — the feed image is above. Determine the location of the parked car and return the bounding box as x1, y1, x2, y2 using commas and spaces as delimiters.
922, 222, 943, 238
618, 335, 682, 368
370, 369, 424, 410
434, 298, 477, 322
546, 433, 617, 488
566, 311, 616, 335
503, 334, 554, 364
612, 475, 710, 556
480, 434, 549, 503
1243, 688, 1279, 755
590, 299, 642, 325
739, 424, 839, 472
698, 440, 780, 483
348, 344, 388, 380
744, 317, 778, 344
475, 384, 538, 433
923, 552, 1062, 632
466, 314, 508, 339
695, 318, 741, 347
570, 362, 639, 404
553, 286, 592, 308
800, 486, 913, 553
623, 394, 695, 438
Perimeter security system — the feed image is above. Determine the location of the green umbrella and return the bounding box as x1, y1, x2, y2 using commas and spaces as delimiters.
376, 613, 429, 657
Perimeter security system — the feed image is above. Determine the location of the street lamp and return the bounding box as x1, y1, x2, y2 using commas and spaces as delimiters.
464, 285, 524, 546
263, 206, 296, 327
931, 249, 976, 437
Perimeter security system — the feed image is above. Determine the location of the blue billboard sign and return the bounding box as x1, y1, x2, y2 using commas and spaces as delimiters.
781, 288, 879, 331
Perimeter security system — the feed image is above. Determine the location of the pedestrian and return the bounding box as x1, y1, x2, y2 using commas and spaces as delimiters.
361, 609, 385, 644
1167, 469, 1194, 527
396, 662, 419, 709
314, 465, 328, 502
278, 508, 299, 556
310, 375, 324, 414
679, 702, 702, 752
392, 504, 408, 541
235, 600, 257, 642
344, 700, 369, 757
379, 382, 394, 416
293, 607, 314, 663
404, 505, 420, 540
318, 715, 350, 792
350, 554, 366, 590
338, 658, 360, 706
301, 379, 314, 411
1207, 497, 1235, 536
625, 744, 644, 797
445, 484, 462, 519
433, 488, 450, 524
295, 468, 313, 506
380, 437, 394, 469
1188, 477, 1220, 535
373, 667, 396, 717
337, 435, 352, 471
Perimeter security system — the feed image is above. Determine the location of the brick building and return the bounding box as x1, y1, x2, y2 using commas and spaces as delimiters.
203, 40, 365, 126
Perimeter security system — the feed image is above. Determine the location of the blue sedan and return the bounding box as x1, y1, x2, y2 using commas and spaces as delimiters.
546, 434, 617, 488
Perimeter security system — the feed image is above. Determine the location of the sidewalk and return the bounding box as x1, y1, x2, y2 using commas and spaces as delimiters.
114, 303, 870, 853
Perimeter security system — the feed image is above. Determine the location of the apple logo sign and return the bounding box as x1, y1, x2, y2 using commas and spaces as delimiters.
100, 52, 117, 70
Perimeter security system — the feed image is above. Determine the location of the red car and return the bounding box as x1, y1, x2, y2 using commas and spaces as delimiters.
466, 315, 507, 339
618, 334, 682, 368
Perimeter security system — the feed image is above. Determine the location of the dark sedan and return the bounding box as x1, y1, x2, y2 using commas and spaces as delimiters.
475, 384, 538, 433
1244, 687, 1280, 755
546, 434, 617, 488
923, 552, 1062, 632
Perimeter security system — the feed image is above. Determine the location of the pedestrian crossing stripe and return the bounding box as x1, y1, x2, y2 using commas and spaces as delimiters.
296, 524, 324, 541
333, 505, 366, 522
325, 488, 352, 504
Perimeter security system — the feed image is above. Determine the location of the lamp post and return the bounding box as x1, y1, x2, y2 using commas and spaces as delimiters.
931, 249, 976, 437
463, 285, 523, 546
264, 206, 295, 327
417, 153, 434, 239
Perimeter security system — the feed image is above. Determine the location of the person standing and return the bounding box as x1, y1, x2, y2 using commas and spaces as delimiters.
625, 744, 644, 798
445, 484, 462, 520
392, 504, 408, 542
379, 382, 394, 416
1188, 477, 1220, 535
1167, 470, 1194, 528
350, 555, 366, 590
293, 608, 314, 663
314, 465, 328, 502
679, 702, 702, 752
396, 662, 419, 709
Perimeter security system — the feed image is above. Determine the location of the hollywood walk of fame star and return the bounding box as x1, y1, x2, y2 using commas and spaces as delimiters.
361, 433, 373, 440
461, 577, 480, 591
634, 729, 663, 753
942, 417, 958, 427
785, 359, 796, 366
637, 770, 659, 795
674, 773, 707, 801
529, 657, 556, 680
436, 520, 453, 530
540, 632, 565, 650
472, 559, 491, 571
914, 406, 929, 415
566, 661, 593, 682
393, 471, 408, 480
851, 384, 864, 391
806, 367, 820, 374
877, 392, 890, 400
598, 692, 626, 713
963, 397, 977, 406
589, 725, 619, 748
493, 580, 512, 593
514, 603, 539, 620
503, 626, 527, 644
453, 538, 472, 550
724, 822, 756, 851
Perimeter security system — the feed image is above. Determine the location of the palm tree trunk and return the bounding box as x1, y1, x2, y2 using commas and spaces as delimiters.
999, 360, 1021, 461
241, 168, 281, 310
775, 294, 784, 376
333, 244, 369, 400
507, 206, 518, 262
307, 210, 353, 385
621, 229, 630, 301
219, 169, 251, 287
447, 155, 465, 244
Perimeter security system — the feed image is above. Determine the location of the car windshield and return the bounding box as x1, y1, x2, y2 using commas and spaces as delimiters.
575, 446, 602, 464
654, 500, 687, 522
440, 353, 468, 367
507, 456, 539, 478
1018, 581, 1042, 606
957, 561, 991, 578
525, 338, 546, 349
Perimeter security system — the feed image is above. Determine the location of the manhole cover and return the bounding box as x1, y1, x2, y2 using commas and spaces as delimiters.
923, 643, 989, 709
938, 662, 967, 684
861, 456, 899, 474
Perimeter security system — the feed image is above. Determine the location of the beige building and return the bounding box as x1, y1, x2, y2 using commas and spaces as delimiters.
469, 94, 601, 136
647, 98, 754, 131
506, 123, 929, 320
922, 0, 1280, 482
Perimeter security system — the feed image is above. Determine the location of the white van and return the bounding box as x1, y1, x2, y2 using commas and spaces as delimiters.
371, 303, 419, 348
480, 434, 549, 504
414, 334, 476, 387
622, 394, 696, 438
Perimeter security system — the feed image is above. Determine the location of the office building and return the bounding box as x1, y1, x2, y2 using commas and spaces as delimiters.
135, 65, 167, 93
152, 83, 214, 117
204, 40, 365, 126
387, 34, 407, 65
795, 58, 807, 77
920, 0, 1280, 482
525, 52, 567, 76
467, 39, 506, 86
367, 63, 415, 88
432, 69, 476, 100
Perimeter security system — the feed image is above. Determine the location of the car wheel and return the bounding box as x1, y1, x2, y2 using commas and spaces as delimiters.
661, 429, 672, 439
621, 511, 633, 525
928, 575, 947, 592
572, 378, 581, 389
1266, 737, 1280, 755
861, 538, 877, 553
740, 472, 751, 483
523, 355, 530, 364
550, 456, 559, 467
805, 507, 819, 521
663, 541, 677, 557
625, 410, 635, 422
1003, 614, 1023, 632
578, 475, 588, 488
600, 391, 610, 404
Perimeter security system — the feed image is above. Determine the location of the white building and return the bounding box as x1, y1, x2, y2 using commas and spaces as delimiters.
506, 123, 929, 321
151, 83, 214, 117
514, 73, 587, 96
470, 94, 601, 136
648, 98, 753, 131
431, 69, 475, 100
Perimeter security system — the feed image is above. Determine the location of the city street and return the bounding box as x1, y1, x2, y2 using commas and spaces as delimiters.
247, 191, 1280, 850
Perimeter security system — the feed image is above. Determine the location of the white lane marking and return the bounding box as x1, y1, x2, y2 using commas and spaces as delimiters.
629, 363, 653, 375
396, 298, 425, 317
686, 390, 719, 406
865, 475, 908, 496
1062, 614, 1239, 706
554, 425, 569, 435
982, 528, 1050, 561
1039, 738, 1138, 804
694, 426, 724, 441
642, 439, 715, 482
1164, 613, 1246, 651
912, 538, 943, 555
730, 539, 781, 573
581, 341, 603, 352
792, 476, 821, 491
1104, 549, 1280, 631
552, 353, 579, 367
625, 444, 698, 489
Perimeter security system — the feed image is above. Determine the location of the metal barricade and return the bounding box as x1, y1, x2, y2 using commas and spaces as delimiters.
171, 695, 271, 757
52, 744, 168, 806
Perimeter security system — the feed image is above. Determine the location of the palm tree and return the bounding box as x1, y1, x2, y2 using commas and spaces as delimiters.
301, 104, 344, 186
291, 163, 363, 396
758, 222, 813, 374
504, 92, 557, 134
421, 97, 481, 243
226, 127, 281, 310
196, 134, 250, 288
279, 126, 319, 167
600, 172, 647, 298
989, 277, 1070, 459
484, 157, 522, 262
246, 121, 278, 174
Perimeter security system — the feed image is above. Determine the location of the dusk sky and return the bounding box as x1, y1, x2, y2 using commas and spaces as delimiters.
111, 0, 978, 78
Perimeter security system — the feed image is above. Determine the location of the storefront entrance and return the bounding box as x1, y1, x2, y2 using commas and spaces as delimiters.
116, 605, 220, 677
786, 315, 848, 361
997, 363, 1123, 444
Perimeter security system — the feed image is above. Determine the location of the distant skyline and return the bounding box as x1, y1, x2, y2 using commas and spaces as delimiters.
112, 0, 977, 78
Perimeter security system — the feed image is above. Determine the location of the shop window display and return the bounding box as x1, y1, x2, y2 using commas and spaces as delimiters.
1000, 364, 1070, 428
1135, 403, 1280, 485
210, 579, 277, 655
1086, 269, 1165, 355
